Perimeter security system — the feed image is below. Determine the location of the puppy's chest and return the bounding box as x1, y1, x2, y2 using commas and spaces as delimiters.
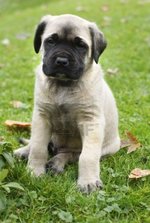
39, 86, 93, 128
49, 101, 77, 135
46, 90, 78, 129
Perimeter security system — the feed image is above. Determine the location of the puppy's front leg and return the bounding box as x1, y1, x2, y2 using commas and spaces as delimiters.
77, 118, 105, 193
28, 110, 51, 176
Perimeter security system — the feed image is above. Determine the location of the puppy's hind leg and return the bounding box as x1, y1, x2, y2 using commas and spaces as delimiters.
46, 152, 79, 174
101, 136, 120, 157
14, 145, 30, 160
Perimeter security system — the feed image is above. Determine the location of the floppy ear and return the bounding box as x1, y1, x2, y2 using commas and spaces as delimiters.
34, 15, 52, 53
34, 21, 46, 53
89, 24, 107, 63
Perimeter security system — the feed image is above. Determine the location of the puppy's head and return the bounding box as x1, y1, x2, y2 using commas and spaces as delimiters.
34, 14, 107, 81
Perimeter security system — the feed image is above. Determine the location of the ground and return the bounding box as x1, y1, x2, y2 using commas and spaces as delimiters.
0, 0, 150, 222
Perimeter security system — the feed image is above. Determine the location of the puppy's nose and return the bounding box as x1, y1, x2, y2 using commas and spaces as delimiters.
55, 57, 69, 67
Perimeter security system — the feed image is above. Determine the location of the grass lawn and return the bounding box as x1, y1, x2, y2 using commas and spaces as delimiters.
0, 0, 150, 222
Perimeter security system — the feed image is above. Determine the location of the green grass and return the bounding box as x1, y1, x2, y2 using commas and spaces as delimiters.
0, 0, 150, 222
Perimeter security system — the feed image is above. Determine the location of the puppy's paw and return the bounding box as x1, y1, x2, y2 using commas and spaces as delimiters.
27, 163, 45, 177
77, 177, 103, 194
14, 146, 30, 160
46, 157, 64, 175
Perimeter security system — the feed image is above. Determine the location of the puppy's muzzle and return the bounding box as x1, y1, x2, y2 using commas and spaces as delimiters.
43, 48, 84, 80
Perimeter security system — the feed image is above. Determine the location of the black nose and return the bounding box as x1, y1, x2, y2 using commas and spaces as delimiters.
55, 57, 69, 67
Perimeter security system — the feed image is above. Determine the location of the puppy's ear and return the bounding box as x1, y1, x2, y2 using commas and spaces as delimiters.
89, 23, 107, 63
34, 15, 52, 53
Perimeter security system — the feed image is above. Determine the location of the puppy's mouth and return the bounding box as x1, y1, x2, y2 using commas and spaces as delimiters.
42, 62, 84, 81
47, 73, 78, 82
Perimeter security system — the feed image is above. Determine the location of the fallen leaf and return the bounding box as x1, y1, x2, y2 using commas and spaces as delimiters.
10, 101, 27, 109
126, 132, 139, 144
120, 139, 130, 149
107, 68, 119, 75
101, 5, 109, 12
126, 131, 141, 153
1, 38, 10, 46
129, 168, 150, 179
127, 143, 141, 154
5, 120, 31, 129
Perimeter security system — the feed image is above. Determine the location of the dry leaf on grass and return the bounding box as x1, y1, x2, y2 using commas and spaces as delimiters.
5, 120, 31, 129
127, 142, 141, 154
126, 131, 141, 153
121, 131, 141, 153
129, 168, 150, 179
120, 139, 130, 149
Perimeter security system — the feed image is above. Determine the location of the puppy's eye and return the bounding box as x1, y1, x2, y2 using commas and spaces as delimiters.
47, 38, 56, 45
46, 34, 59, 46
74, 37, 87, 49
76, 41, 86, 48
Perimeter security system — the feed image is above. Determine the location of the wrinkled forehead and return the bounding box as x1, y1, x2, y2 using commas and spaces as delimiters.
42, 16, 91, 44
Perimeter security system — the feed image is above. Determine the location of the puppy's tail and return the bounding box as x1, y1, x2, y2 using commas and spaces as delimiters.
18, 138, 57, 156
18, 138, 30, 145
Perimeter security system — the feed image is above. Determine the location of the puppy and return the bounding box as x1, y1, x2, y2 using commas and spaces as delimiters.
14, 14, 120, 193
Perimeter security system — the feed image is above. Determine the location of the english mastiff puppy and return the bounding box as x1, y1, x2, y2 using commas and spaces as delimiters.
14, 14, 120, 193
